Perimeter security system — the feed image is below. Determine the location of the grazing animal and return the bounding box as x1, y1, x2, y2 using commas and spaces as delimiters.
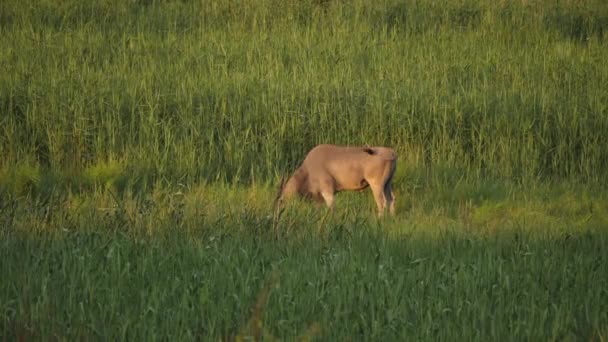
275, 144, 397, 217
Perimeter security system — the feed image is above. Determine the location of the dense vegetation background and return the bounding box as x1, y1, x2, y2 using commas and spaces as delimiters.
2, 0, 607, 192
1, 0, 608, 340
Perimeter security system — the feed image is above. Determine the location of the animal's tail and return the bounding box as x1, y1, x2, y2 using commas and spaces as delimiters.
387, 150, 398, 161
363, 147, 398, 161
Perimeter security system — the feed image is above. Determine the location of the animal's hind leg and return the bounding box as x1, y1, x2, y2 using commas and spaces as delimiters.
370, 183, 387, 217
381, 160, 397, 216
384, 182, 395, 216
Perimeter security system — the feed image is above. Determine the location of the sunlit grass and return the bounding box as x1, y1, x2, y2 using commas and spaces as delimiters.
1, 182, 607, 340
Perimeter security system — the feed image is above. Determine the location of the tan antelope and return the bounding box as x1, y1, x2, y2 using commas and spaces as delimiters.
275, 144, 397, 217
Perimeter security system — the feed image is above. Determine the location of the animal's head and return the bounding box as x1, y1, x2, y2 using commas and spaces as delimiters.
273, 175, 298, 223
274, 176, 288, 208
275, 175, 299, 206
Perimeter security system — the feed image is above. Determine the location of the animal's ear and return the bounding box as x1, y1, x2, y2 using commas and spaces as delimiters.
363, 147, 376, 155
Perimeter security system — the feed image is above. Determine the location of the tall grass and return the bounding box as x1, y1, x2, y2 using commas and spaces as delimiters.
2, 2, 607, 339
1, 183, 608, 340
1, 0, 607, 192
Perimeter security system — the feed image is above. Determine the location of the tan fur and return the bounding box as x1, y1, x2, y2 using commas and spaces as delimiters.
277, 144, 397, 217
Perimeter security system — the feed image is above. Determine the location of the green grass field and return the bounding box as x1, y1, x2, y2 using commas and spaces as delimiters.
1, 0, 608, 340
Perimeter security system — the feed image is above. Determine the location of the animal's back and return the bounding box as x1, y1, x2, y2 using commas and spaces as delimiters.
305, 144, 396, 163
303, 146, 368, 176
302, 144, 396, 191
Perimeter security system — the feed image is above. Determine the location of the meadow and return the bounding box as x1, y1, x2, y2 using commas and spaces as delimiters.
1, 0, 608, 340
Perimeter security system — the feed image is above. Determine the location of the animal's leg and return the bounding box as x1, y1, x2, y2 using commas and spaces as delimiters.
370, 183, 387, 217
310, 192, 325, 207
384, 182, 396, 216
380, 160, 397, 216
320, 191, 335, 210
319, 178, 336, 210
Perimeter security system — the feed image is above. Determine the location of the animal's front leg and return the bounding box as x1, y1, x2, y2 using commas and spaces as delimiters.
309, 193, 325, 208
320, 191, 335, 210
318, 177, 336, 211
